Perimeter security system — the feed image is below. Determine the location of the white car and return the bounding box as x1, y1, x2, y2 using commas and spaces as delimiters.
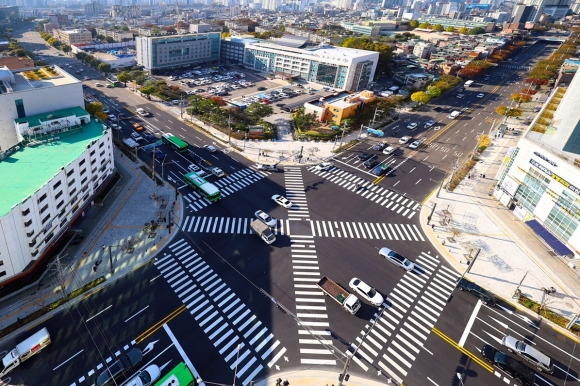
271, 194, 293, 208
477, 93, 485, 98
383, 145, 397, 155
211, 167, 224, 177
95, 82, 104, 87
124, 364, 161, 386
256, 163, 277, 171
379, 247, 414, 271
406, 122, 418, 130
254, 210, 277, 228
315, 162, 333, 171
408, 138, 425, 149
204, 145, 217, 152
399, 136, 412, 144
424, 120, 436, 128
349, 278, 384, 307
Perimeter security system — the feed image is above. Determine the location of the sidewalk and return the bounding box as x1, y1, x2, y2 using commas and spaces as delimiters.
254, 369, 398, 386
418, 126, 580, 331
0, 148, 181, 332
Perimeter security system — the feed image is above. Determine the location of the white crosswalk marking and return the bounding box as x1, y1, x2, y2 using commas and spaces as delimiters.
154, 239, 286, 385
347, 251, 458, 382
308, 166, 420, 219
307, 221, 423, 241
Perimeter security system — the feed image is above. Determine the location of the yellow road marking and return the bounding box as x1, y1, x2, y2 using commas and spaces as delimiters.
432, 327, 494, 373
134, 305, 187, 344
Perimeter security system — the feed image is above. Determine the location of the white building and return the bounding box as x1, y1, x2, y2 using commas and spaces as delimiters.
0, 66, 114, 285
243, 42, 379, 91
494, 71, 580, 259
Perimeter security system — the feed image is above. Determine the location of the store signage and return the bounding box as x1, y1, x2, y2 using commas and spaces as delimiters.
533, 151, 557, 167
530, 159, 580, 195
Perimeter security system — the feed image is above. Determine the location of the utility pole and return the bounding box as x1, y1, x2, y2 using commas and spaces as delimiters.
372, 108, 384, 126
101, 245, 114, 275
179, 93, 184, 118
227, 115, 232, 144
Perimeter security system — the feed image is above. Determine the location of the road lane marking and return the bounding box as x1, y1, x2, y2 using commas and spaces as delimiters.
125, 305, 150, 323
86, 305, 113, 322
134, 305, 186, 343
458, 300, 482, 347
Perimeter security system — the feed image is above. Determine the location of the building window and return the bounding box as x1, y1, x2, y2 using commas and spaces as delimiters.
80, 168, 86, 176
514, 167, 550, 211
22, 208, 30, 216
37, 193, 47, 203
56, 200, 64, 209
80, 159, 86, 166
41, 213, 51, 225
24, 219, 32, 227
53, 180, 62, 189
67, 169, 74, 177
40, 204, 49, 214
0, 271, 5, 278
68, 179, 75, 186
55, 190, 63, 200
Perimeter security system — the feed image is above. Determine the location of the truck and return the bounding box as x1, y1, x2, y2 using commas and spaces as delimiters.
448, 110, 461, 119
0, 327, 51, 377
317, 276, 361, 315
464, 80, 474, 87
250, 219, 276, 244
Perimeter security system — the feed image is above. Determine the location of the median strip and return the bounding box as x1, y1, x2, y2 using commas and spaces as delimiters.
431, 327, 494, 373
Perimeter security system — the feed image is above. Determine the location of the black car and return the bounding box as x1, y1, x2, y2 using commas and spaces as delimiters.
481, 345, 536, 386
373, 142, 387, 151
187, 150, 204, 164
96, 348, 142, 386
363, 155, 379, 169
257, 86, 267, 91
455, 277, 496, 305
358, 152, 372, 161
118, 113, 128, 120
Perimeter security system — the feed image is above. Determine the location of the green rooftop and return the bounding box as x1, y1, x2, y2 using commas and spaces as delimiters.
1, 108, 106, 216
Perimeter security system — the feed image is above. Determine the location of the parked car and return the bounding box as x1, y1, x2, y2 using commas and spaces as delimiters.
501, 335, 554, 373
271, 194, 293, 208
406, 122, 418, 130
254, 210, 276, 228
96, 348, 143, 386
455, 277, 496, 305
349, 278, 384, 307
481, 345, 536, 386
379, 247, 414, 271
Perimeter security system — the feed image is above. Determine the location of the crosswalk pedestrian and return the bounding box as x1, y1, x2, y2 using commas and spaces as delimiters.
308, 166, 421, 219
346, 252, 458, 383
154, 238, 287, 385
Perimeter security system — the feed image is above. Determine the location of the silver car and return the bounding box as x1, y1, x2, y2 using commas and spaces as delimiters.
379, 247, 414, 271
501, 335, 554, 373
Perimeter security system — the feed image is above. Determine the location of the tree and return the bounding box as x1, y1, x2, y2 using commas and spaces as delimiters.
341, 37, 393, 73
511, 93, 532, 103
117, 72, 130, 85
98, 63, 112, 74
468, 27, 485, 35
495, 105, 522, 117
294, 112, 318, 131
418, 22, 431, 29
62, 45, 71, 53
445, 26, 455, 32
433, 24, 444, 32
411, 91, 430, 105
409, 20, 419, 28
245, 103, 273, 122
459, 27, 469, 34
427, 85, 442, 97
105, 36, 115, 43
85, 101, 104, 116
120, 25, 129, 31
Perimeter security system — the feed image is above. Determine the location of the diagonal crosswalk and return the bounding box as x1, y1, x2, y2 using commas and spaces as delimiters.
154, 238, 287, 385
345, 252, 457, 383
307, 166, 420, 219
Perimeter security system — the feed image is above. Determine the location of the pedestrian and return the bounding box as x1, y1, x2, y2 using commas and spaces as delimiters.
431, 224, 435, 231
483, 174, 486, 179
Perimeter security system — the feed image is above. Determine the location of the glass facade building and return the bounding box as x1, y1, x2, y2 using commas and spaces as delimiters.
243, 42, 379, 91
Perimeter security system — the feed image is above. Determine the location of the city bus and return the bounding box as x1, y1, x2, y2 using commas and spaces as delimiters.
162, 133, 188, 152
183, 171, 221, 202
154, 362, 197, 386
107, 77, 121, 87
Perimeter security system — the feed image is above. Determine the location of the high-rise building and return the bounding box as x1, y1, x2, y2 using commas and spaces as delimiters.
135, 33, 221, 72
0, 66, 114, 286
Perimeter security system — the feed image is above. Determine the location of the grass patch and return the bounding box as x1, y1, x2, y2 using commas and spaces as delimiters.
518, 295, 580, 334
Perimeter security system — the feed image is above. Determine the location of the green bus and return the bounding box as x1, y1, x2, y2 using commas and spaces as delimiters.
162, 133, 188, 152
184, 171, 221, 202
154, 362, 197, 386
106, 77, 121, 87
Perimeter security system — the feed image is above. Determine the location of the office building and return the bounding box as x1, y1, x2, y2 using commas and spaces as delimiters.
243, 42, 379, 91
136, 33, 221, 72
56, 29, 93, 47
0, 66, 114, 286
494, 71, 580, 259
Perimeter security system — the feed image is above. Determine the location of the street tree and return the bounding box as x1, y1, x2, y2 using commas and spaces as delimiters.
495, 105, 522, 117
446, 26, 455, 32
459, 27, 469, 34
116, 72, 130, 86
294, 112, 318, 131
427, 85, 442, 97
510, 93, 532, 103
411, 91, 430, 104
245, 103, 273, 122
98, 63, 112, 74
433, 24, 444, 32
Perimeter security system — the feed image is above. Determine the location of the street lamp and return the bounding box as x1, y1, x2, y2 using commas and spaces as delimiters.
101, 245, 115, 275
372, 108, 384, 126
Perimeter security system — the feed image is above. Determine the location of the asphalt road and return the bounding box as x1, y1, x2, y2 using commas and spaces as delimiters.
9, 30, 577, 386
